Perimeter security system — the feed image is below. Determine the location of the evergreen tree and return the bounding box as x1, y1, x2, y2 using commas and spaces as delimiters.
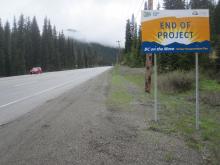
73, 41, 79, 68
189, 0, 216, 70
160, 0, 201, 72
11, 17, 18, 75
163, 0, 185, 9
0, 19, 5, 76
214, 1, 220, 35
52, 25, 61, 70
185, 0, 190, 9
137, 25, 144, 66
71, 39, 76, 68
66, 38, 75, 68
30, 16, 41, 67
125, 19, 132, 54
4, 21, 11, 76
46, 21, 56, 71
24, 17, 32, 70
16, 14, 26, 74
157, 2, 161, 10
130, 22, 139, 67
190, 0, 211, 9
214, 0, 220, 70
124, 17, 143, 67
41, 18, 50, 70
0, 15, 117, 77
77, 45, 84, 68
190, 0, 216, 41
58, 31, 65, 68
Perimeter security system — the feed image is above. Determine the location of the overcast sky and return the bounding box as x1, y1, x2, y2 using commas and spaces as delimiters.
0, 0, 161, 47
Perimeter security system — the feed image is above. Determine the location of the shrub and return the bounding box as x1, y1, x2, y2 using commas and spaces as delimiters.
201, 91, 220, 106
158, 71, 194, 93
216, 72, 220, 84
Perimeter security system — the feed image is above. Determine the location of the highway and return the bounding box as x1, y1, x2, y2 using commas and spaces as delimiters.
0, 67, 112, 125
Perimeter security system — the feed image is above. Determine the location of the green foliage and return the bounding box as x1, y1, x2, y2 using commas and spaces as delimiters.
15, 14, 26, 75
157, 70, 220, 164
191, 0, 217, 44
124, 74, 144, 87
158, 70, 194, 93
111, 91, 133, 105
163, 0, 185, 9
3, 21, 11, 75
201, 79, 220, 91
200, 118, 220, 141
214, 1, 220, 35
214, 2, 220, 66
0, 15, 117, 77
107, 67, 133, 108
157, 73, 220, 164
125, 19, 132, 54
164, 152, 174, 163
158, 54, 195, 72
125, 1, 219, 72
190, 0, 213, 9
109, 66, 220, 164
0, 19, 6, 76
124, 18, 144, 67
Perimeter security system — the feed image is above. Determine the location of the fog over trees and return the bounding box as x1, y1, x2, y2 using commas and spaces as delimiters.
0, 15, 117, 77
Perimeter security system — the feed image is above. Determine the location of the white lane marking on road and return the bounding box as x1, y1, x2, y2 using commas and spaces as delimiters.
0, 79, 77, 109
0, 67, 111, 109
14, 81, 37, 87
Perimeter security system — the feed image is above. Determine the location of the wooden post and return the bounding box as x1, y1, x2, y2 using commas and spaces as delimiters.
145, 0, 153, 93
145, 54, 152, 93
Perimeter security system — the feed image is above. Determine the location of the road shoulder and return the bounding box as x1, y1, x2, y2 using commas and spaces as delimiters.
0, 69, 202, 165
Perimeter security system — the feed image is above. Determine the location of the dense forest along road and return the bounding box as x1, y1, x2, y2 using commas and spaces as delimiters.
0, 67, 112, 125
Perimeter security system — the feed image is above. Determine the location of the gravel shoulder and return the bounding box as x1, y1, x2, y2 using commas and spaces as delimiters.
0, 69, 202, 165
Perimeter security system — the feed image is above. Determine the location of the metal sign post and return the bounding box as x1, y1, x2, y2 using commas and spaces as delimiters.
195, 53, 199, 130
141, 10, 210, 128
154, 54, 158, 122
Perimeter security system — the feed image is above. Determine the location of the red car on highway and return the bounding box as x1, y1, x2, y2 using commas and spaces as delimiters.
30, 67, 42, 74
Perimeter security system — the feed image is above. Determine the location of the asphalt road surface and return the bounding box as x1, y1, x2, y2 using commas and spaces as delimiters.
0, 69, 202, 165
0, 67, 112, 125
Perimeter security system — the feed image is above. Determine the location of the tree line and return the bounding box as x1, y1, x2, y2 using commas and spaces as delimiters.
124, 0, 220, 72
0, 15, 117, 77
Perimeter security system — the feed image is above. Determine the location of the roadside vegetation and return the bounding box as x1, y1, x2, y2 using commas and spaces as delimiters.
108, 66, 220, 165
0, 15, 117, 77
107, 66, 133, 110
109, 0, 220, 164
124, 0, 220, 70
152, 72, 220, 165
121, 1, 220, 163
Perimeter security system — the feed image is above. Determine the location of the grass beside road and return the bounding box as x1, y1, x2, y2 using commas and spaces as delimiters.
107, 66, 133, 109
108, 66, 220, 165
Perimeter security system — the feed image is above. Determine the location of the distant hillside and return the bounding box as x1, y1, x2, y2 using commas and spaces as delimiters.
0, 15, 117, 77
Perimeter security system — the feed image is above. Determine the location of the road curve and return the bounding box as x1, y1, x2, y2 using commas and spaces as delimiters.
0, 67, 112, 125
